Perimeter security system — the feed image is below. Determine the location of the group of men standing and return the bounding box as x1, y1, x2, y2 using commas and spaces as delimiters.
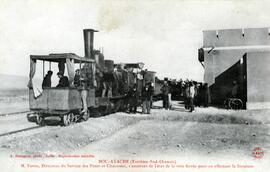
94, 63, 155, 115
183, 81, 210, 112
159, 78, 210, 113
126, 82, 154, 114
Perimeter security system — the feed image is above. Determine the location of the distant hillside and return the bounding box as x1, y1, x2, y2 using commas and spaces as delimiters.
0, 74, 31, 90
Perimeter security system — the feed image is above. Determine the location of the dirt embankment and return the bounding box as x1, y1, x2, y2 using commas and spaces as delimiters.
0, 89, 28, 114
0, 107, 269, 157
0, 113, 151, 154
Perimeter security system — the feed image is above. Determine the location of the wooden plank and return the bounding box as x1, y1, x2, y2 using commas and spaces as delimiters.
48, 89, 82, 110
68, 89, 83, 109
29, 89, 48, 110
30, 88, 95, 112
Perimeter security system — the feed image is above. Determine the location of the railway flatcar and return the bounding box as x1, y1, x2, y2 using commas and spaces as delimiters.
27, 29, 157, 126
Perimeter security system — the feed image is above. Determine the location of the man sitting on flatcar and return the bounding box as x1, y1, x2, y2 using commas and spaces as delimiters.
56, 71, 69, 88
42, 70, 53, 88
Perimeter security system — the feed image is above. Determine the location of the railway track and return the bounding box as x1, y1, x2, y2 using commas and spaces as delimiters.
0, 110, 44, 137
0, 110, 30, 117
0, 126, 43, 137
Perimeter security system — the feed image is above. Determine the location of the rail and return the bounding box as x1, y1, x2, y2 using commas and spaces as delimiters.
0, 111, 31, 117
0, 126, 43, 137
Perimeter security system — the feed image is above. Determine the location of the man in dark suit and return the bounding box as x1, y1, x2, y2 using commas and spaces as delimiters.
127, 84, 138, 114
161, 79, 170, 110
42, 70, 53, 88
142, 83, 154, 114
56, 71, 69, 88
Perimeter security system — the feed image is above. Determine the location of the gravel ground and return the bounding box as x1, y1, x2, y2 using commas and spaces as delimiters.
75, 107, 270, 158
0, 90, 28, 114
0, 113, 37, 134
0, 101, 29, 115
0, 101, 269, 171
0, 112, 149, 154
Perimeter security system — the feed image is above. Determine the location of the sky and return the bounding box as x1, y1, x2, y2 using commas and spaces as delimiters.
1, 0, 270, 81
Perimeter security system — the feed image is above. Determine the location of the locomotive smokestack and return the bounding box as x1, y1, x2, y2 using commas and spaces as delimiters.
83, 29, 98, 59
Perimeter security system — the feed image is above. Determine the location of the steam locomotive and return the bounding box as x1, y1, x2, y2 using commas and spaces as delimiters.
27, 29, 159, 126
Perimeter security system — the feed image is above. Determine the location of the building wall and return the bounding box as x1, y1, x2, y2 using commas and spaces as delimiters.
204, 28, 270, 86
203, 28, 270, 47
247, 52, 270, 109
204, 50, 246, 86
209, 58, 247, 105
203, 28, 270, 109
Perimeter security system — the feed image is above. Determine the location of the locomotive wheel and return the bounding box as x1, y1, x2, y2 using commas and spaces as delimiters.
36, 115, 45, 126
70, 113, 76, 124
82, 110, 90, 121
91, 108, 101, 117
113, 100, 123, 112
62, 113, 74, 126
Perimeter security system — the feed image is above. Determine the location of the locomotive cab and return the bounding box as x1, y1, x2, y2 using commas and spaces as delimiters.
27, 53, 95, 126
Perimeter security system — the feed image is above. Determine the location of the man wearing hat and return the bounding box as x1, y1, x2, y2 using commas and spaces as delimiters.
56, 71, 69, 88
42, 70, 53, 88
189, 81, 196, 112
161, 78, 170, 110
141, 82, 154, 114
